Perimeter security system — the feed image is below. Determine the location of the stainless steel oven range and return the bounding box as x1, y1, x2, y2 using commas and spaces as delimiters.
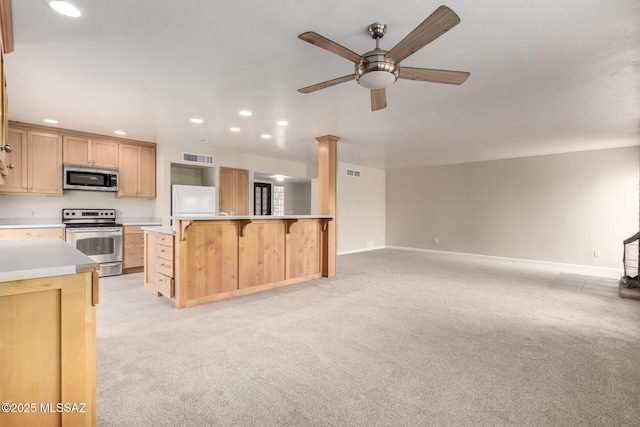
63, 208, 123, 277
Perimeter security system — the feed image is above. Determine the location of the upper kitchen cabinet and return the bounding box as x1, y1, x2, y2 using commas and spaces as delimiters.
117, 143, 155, 199
219, 167, 249, 215
0, 127, 62, 196
63, 135, 119, 169
0, 0, 13, 184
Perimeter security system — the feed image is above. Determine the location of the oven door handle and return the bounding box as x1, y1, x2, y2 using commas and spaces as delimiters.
65, 227, 123, 234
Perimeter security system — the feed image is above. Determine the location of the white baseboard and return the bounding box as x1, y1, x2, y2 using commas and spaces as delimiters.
337, 246, 386, 256
384, 245, 623, 278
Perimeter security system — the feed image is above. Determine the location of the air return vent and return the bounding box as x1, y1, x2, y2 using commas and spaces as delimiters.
182, 152, 214, 166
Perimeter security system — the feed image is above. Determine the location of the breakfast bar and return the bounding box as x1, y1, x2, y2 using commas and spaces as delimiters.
144, 215, 333, 308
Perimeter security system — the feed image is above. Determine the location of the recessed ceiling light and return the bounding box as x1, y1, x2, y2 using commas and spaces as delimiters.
229, 127, 240, 132
276, 121, 288, 126
261, 134, 272, 139
114, 130, 126, 135
275, 175, 285, 182
46, 1, 82, 18
239, 110, 252, 117
190, 118, 203, 124
43, 118, 58, 124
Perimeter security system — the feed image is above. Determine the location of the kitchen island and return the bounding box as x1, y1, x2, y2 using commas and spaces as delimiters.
144, 215, 333, 308
0, 239, 99, 427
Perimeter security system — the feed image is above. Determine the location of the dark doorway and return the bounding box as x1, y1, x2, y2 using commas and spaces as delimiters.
254, 182, 272, 215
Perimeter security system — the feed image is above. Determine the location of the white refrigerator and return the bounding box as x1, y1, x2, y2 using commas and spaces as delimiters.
172, 185, 216, 216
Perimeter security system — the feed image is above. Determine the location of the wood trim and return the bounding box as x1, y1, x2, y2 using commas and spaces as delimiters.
0, 0, 13, 54
316, 135, 339, 278
183, 273, 322, 308
9, 120, 156, 148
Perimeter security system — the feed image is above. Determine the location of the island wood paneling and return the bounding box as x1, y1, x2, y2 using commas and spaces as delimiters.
238, 220, 285, 289
286, 219, 322, 279
169, 217, 330, 309
179, 221, 238, 304
0, 272, 96, 427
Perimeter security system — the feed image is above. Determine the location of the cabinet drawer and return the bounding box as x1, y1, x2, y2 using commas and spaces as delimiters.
156, 234, 174, 248
124, 234, 145, 253
0, 227, 65, 240
156, 244, 173, 261
155, 257, 173, 277
124, 226, 143, 235
156, 273, 174, 298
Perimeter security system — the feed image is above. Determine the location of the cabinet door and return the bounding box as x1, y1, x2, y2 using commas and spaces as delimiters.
219, 167, 249, 215
0, 128, 28, 193
137, 146, 155, 198
28, 131, 63, 195
219, 167, 236, 214
92, 139, 119, 168
235, 169, 249, 215
117, 144, 139, 197
63, 136, 91, 166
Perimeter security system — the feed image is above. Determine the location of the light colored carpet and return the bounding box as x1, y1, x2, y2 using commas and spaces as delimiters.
97, 249, 640, 426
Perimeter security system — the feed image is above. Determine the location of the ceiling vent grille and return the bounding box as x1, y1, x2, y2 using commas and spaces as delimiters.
346, 169, 361, 177
182, 152, 214, 166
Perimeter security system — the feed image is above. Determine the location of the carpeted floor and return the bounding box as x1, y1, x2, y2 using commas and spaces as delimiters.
97, 249, 640, 426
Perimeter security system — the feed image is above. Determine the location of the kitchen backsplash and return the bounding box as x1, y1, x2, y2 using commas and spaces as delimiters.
0, 191, 156, 219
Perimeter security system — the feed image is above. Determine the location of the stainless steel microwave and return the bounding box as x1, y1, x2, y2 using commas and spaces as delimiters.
63, 165, 119, 192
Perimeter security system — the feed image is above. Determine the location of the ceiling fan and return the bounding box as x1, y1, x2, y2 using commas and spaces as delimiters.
297, 5, 470, 111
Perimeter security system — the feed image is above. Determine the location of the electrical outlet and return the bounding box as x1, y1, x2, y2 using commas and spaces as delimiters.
434, 238, 439, 244
594, 250, 601, 257
30, 210, 35, 216
119, 210, 125, 217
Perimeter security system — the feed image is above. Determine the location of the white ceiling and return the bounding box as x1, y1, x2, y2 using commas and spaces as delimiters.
5, 0, 640, 170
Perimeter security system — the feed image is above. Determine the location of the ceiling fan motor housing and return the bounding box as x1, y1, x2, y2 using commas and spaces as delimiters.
356, 49, 400, 89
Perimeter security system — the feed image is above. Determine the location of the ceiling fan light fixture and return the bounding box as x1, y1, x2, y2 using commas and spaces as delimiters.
355, 49, 399, 89
357, 70, 397, 89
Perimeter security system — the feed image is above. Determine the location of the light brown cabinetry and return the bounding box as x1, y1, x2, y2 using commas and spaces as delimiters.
0, 271, 98, 427
63, 135, 118, 168
219, 167, 249, 215
118, 143, 155, 199
0, 227, 64, 240
123, 226, 144, 271
0, 128, 62, 195
144, 231, 174, 299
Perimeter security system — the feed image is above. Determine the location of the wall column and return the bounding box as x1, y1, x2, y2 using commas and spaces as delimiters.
317, 134, 339, 277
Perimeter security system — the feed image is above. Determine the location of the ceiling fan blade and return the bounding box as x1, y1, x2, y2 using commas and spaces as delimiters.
371, 88, 387, 111
297, 74, 355, 94
298, 32, 362, 63
387, 5, 461, 63
399, 67, 470, 85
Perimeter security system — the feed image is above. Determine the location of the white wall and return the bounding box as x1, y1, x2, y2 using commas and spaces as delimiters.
337, 162, 386, 253
386, 146, 639, 268
0, 190, 155, 219
157, 140, 314, 225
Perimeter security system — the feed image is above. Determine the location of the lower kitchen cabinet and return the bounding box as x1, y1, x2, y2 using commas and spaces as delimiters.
123, 226, 144, 272
144, 230, 174, 299
0, 227, 65, 240
0, 270, 98, 427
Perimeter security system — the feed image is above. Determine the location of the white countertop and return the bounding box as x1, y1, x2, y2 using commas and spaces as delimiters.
171, 215, 334, 221
141, 226, 175, 235
0, 222, 64, 229
0, 239, 98, 282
